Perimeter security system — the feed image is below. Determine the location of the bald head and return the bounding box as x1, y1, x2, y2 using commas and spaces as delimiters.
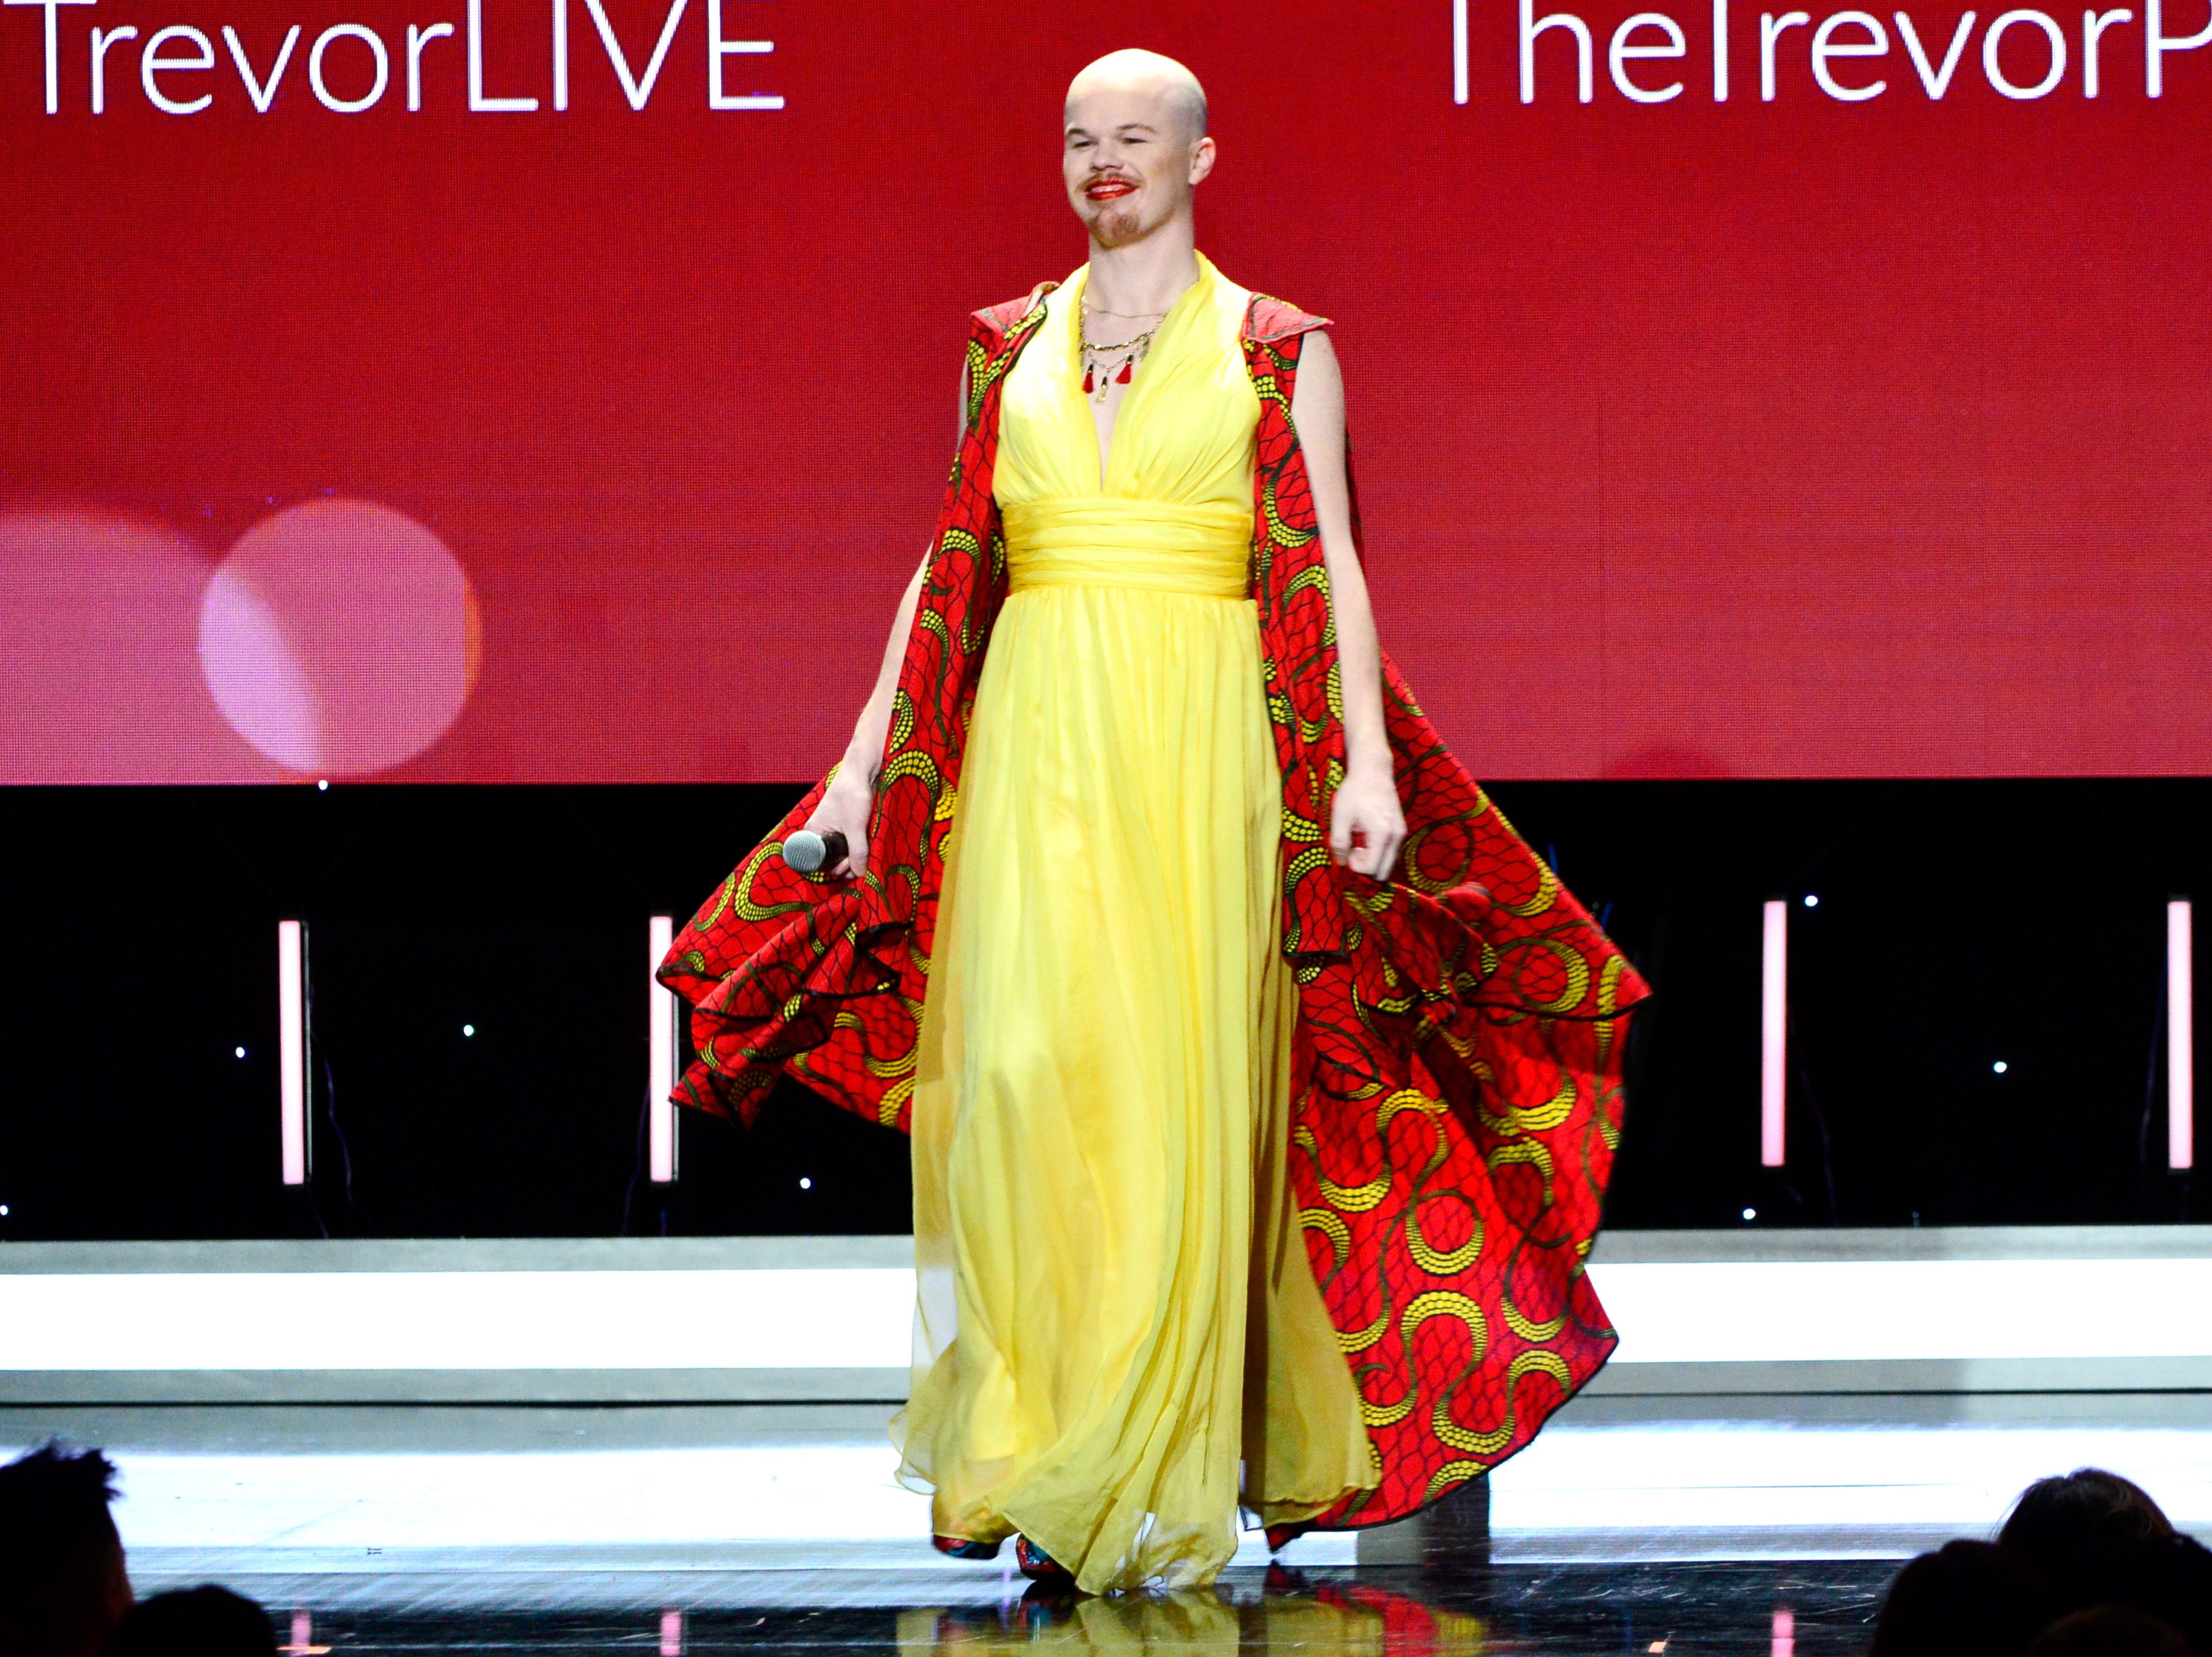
1066, 49, 1208, 143
1060, 50, 1216, 252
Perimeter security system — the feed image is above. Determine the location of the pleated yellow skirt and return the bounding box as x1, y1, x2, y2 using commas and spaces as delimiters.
896, 540, 1370, 1592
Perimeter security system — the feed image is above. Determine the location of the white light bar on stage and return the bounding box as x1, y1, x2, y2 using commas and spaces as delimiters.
2173, 899, 2194, 1172
649, 916, 678, 1184
0, 1265, 915, 1371
12, 1254, 2212, 1375
1761, 899, 1787, 1167
277, 920, 309, 1186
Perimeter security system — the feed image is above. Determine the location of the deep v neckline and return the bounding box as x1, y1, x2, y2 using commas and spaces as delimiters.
1073, 265, 1204, 493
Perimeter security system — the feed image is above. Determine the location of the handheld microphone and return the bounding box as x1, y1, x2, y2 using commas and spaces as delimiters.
783, 828, 848, 874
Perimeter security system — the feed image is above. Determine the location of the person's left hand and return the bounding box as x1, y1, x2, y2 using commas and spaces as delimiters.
1328, 766, 1405, 881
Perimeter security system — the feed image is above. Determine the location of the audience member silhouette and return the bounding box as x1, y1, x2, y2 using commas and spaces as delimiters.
1869, 1539, 2050, 1657
0, 1442, 135, 1657
2001, 1470, 2178, 1611
2025, 1605, 2194, 1657
2001, 1469, 2212, 1652
1873, 1467, 2212, 1657
105, 1586, 279, 1657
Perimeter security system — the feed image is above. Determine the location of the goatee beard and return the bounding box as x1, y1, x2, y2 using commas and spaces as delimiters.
1090, 205, 1142, 247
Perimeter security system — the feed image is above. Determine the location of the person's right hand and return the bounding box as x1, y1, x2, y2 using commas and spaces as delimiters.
800, 772, 873, 879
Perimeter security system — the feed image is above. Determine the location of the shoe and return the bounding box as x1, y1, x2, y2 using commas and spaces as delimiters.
1265, 1522, 1311, 1553
933, 1534, 1001, 1560
1015, 1534, 1073, 1582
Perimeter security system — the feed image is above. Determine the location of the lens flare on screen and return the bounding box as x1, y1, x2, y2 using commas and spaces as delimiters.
0, 506, 272, 783
198, 498, 480, 776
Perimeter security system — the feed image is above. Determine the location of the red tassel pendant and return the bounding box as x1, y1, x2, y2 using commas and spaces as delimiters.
1082, 368, 1094, 394
1115, 360, 1133, 383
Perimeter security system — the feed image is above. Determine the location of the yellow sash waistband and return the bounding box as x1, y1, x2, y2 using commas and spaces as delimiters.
1002, 499, 1253, 599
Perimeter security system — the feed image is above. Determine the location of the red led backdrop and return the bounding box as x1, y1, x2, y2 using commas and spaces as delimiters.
4, 0, 2210, 782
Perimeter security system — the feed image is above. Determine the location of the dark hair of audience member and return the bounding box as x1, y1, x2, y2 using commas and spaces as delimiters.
1998, 1468, 2212, 1652
0, 1441, 134, 1657
2025, 1605, 2194, 1657
2091, 1533, 2212, 1657
105, 1585, 279, 1657
1871, 1539, 2052, 1657
2001, 1469, 2176, 1607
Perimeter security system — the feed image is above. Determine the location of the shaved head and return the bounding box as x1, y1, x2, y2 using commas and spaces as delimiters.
1066, 49, 1208, 142
1060, 49, 1216, 254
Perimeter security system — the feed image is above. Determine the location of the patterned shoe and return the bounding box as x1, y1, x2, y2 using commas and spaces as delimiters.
933, 1534, 1001, 1560
1265, 1522, 1311, 1553
1014, 1534, 1074, 1582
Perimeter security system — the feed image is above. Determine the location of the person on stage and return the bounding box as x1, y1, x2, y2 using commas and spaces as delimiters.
661, 49, 1648, 1595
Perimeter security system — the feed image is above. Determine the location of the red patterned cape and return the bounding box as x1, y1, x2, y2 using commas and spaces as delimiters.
659, 283, 1651, 1529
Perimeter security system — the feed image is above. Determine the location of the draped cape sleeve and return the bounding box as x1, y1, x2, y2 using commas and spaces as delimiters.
655, 290, 1046, 1132
658, 283, 1651, 1531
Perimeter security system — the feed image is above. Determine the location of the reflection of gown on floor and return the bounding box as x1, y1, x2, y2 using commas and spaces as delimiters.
897, 1586, 1484, 1657
892, 255, 1373, 1594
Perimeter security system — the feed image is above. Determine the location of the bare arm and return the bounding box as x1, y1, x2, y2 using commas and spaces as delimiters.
798, 367, 969, 877
1290, 330, 1405, 881
799, 553, 926, 875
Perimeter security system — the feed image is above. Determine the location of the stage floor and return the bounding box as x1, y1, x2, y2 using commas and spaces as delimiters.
116, 1562, 1900, 1655
7, 1393, 2211, 1651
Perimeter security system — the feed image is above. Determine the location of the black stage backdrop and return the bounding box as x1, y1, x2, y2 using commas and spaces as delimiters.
0, 778, 2201, 1241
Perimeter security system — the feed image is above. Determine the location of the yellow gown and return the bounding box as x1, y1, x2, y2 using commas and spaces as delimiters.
895, 255, 1372, 1594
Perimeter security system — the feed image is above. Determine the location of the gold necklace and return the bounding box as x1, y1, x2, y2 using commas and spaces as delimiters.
1080, 320, 1158, 403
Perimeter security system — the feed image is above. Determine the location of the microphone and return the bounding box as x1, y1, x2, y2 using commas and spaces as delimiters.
782, 828, 848, 874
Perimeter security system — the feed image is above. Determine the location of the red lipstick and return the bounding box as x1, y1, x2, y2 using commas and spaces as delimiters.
1084, 177, 1137, 201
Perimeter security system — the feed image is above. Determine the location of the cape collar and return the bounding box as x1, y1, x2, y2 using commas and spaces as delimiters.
971, 270, 1331, 347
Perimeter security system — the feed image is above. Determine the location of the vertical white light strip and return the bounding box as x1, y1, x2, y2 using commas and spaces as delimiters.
1453, 0, 1470, 102
278, 920, 308, 1186
659, 1610, 684, 1657
1761, 899, 1787, 1167
551, 0, 567, 109
1771, 1605, 1795, 1657
649, 915, 678, 1184
2172, 898, 2194, 1171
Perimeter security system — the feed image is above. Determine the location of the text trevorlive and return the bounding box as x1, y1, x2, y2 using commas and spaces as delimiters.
2, 0, 780, 114
17, 0, 2212, 116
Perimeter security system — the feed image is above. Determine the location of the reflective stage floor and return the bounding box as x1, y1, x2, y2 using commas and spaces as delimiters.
185, 1563, 1898, 1655
9, 1393, 2212, 1653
